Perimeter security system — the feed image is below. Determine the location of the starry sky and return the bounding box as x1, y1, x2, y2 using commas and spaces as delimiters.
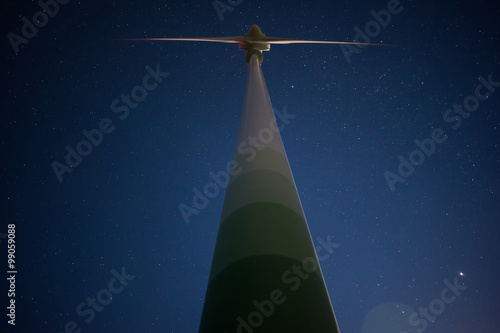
2, 0, 499, 332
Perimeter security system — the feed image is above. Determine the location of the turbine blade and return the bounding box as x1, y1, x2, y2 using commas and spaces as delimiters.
113, 36, 245, 44
263, 37, 392, 46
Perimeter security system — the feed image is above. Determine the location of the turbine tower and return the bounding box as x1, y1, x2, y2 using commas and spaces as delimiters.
199, 50, 340, 333
119, 24, 387, 332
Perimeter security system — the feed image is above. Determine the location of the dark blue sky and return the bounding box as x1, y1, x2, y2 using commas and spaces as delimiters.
2, 0, 499, 332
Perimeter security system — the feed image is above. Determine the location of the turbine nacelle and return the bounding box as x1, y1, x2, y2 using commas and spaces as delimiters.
238, 25, 270, 64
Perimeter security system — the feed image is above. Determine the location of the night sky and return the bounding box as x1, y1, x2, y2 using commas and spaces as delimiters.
2, 0, 500, 332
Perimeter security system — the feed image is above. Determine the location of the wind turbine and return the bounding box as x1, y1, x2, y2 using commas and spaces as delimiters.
119, 24, 388, 332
